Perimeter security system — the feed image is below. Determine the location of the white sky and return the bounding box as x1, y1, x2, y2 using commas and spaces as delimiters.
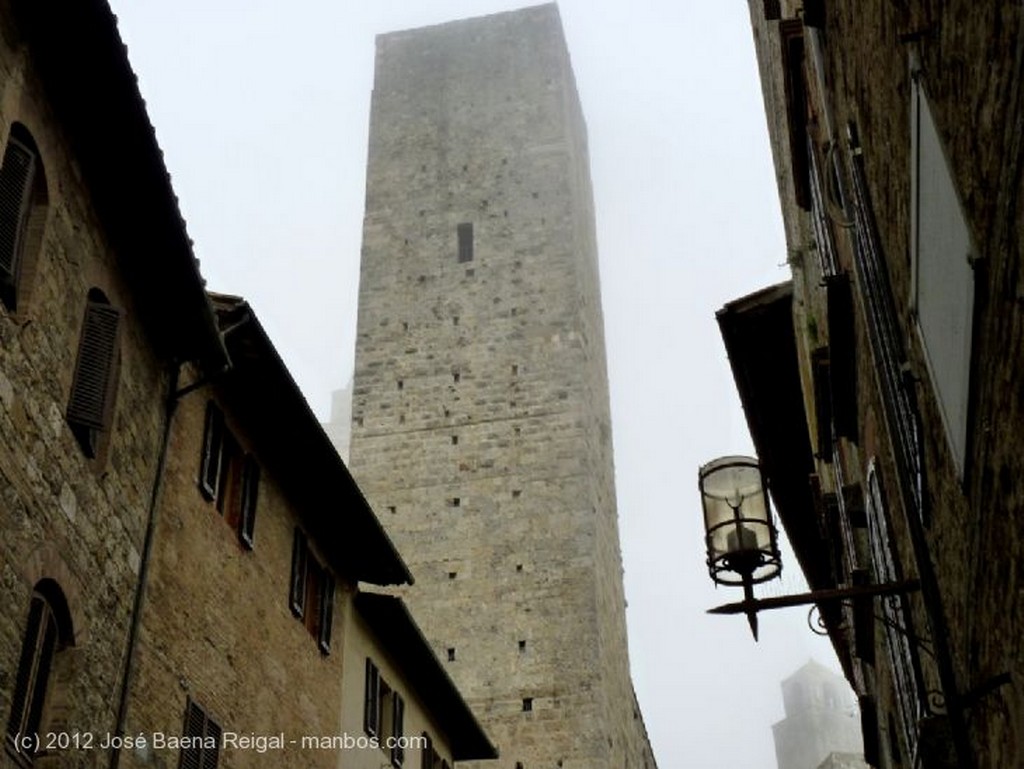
107, 1, 843, 767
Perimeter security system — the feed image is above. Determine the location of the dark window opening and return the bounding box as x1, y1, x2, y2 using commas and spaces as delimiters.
522, 698, 533, 712
446, 648, 455, 661
451, 435, 458, 445
518, 640, 526, 652
457, 222, 473, 263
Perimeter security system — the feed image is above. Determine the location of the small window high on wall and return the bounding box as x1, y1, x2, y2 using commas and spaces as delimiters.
909, 69, 977, 478
457, 222, 473, 263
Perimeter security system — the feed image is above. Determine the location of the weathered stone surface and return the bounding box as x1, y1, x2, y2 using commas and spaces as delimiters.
749, 1, 1024, 766
350, 6, 656, 768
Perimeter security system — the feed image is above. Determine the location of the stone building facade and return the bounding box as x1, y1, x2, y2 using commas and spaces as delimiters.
720, 1, 1024, 768
0, 2, 495, 768
348, 6, 656, 769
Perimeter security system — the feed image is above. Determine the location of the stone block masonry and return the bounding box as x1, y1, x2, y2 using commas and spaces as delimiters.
349, 5, 656, 768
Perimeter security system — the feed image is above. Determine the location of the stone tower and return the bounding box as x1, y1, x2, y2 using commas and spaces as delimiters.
349, 5, 656, 768
772, 661, 865, 769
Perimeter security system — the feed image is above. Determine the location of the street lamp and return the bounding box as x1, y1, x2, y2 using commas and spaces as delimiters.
699, 456, 781, 639
699, 454, 921, 642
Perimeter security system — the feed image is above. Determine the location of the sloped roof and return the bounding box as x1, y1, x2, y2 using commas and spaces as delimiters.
209, 293, 412, 587
355, 592, 497, 761
716, 282, 833, 595
13, 0, 228, 374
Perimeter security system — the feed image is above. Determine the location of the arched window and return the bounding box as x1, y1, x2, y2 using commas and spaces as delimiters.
67, 288, 121, 459
5, 580, 73, 758
0, 123, 48, 313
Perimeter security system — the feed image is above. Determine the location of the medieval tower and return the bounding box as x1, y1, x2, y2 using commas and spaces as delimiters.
348, 5, 656, 768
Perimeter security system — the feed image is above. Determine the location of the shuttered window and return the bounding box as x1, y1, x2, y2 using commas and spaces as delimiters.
364, 659, 381, 737
290, 528, 308, 618
317, 572, 335, 654
390, 693, 405, 767
6, 584, 71, 757
67, 294, 121, 458
178, 699, 220, 769
0, 134, 36, 311
238, 458, 260, 549
420, 733, 434, 769
199, 402, 259, 547
199, 402, 224, 501
290, 530, 335, 653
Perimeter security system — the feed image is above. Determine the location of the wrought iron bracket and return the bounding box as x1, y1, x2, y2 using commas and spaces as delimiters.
707, 579, 920, 621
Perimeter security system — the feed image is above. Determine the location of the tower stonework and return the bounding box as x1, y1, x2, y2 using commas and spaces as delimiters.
349, 5, 656, 768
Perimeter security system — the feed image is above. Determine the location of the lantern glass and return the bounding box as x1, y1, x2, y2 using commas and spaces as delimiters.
699, 455, 781, 586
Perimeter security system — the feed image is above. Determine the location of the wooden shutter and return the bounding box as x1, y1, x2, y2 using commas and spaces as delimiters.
317, 572, 335, 654
199, 402, 224, 501
201, 718, 221, 769
6, 596, 44, 740
420, 734, 433, 769
179, 700, 219, 769
391, 693, 405, 766
0, 135, 35, 307
179, 700, 205, 769
67, 301, 121, 432
289, 529, 308, 617
238, 456, 259, 549
364, 659, 380, 737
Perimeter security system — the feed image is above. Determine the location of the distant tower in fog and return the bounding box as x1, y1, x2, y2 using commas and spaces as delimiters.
773, 660, 866, 769
347, 4, 656, 768
323, 379, 352, 462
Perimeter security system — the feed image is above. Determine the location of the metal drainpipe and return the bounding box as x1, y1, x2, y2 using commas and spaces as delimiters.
108, 362, 181, 769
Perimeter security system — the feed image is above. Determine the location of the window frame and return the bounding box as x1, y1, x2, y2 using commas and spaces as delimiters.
199, 401, 260, 547
5, 583, 72, 765
0, 126, 45, 314
290, 529, 335, 653
364, 659, 381, 738
908, 68, 978, 480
